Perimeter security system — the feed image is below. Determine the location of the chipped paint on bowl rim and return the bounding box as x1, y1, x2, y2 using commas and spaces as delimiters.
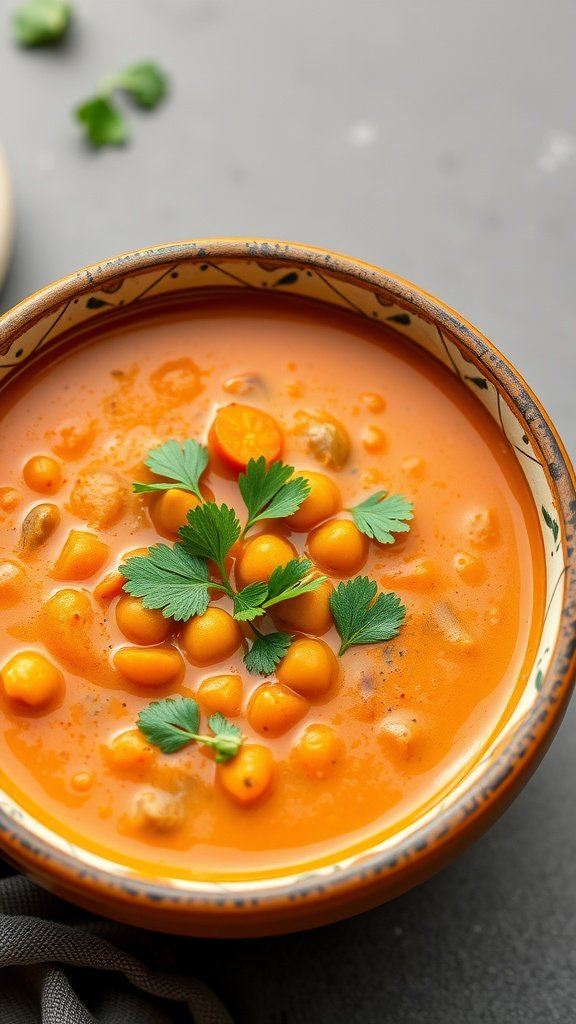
0, 239, 575, 936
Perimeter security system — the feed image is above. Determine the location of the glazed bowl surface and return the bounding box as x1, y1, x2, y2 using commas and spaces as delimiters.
0, 239, 574, 937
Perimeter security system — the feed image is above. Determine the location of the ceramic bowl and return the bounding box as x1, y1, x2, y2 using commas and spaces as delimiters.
0, 240, 575, 937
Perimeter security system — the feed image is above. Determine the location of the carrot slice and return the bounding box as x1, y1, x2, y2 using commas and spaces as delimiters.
211, 404, 283, 471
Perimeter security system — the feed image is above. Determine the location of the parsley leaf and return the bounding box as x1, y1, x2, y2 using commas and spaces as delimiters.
244, 631, 292, 674
233, 582, 269, 621
133, 439, 209, 501
263, 557, 326, 608
75, 60, 168, 148
330, 576, 406, 655
239, 457, 310, 532
349, 491, 414, 544
102, 62, 168, 109
120, 543, 214, 621
75, 96, 128, 148
137, 697, 200, 754
12, 0, 71, 47
179, 502, 241, 580
137, 698, 242, 761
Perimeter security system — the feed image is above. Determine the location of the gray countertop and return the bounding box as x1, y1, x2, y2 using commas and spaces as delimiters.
1, 1, 576, 1021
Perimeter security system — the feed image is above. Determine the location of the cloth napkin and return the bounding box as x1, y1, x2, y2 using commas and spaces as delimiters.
0, 867, 234, 1024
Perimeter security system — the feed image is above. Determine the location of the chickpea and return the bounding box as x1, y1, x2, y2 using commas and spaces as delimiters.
181, 607, 243, 666
276, 638, 338, 698
23, 455, 62, 494
113, 645, 185, 687
286, 471, 341, 531
377, 713, 423, 759
247, 683, 308, 738
197, 673, 243, 716
106, 729, 156, 771
1, 651, 63, 707
307, 519, 368, 576
152, 487, 213, 536
116, 595, 172, 646
235, 534, 296, 590
0, 560, 26, 608
218, 744, 275, 805
275, 578, 334, 635
70, 771, 95, 792
291, 724, 343, 779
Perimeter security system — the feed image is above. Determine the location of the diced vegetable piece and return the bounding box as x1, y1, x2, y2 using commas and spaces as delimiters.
377, 713, 423, 759
276, 638, 338, 698
211, 404, 283, 471
1, 651, 63, 707
466, 508, 499, 548
361, 426, 387, 454
115, 595, 173, 646
197, 673, 243, 716
295, 411, 350, 470
285, 470, 341, 531
40, 589, 101, 673
134, 790, 185, 832
23, 455, 62, 494
69, 469, 128, 528
234, 534, 296, 589
93, 570, 126, 603
433, 601, 475, 648
247, 682, 308, 738
180, 608, 243, 666
291, 724, 343, 778
275, 578, 334, 635
53, 529, 110, 581
307, 519, 368, 576
453, 551, 486, 586
19, 502, 60, 553
113, 646, 185, 687
217, 744, 275, 804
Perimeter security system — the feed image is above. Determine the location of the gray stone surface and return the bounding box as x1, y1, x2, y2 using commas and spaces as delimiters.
1, 0, 575, 1020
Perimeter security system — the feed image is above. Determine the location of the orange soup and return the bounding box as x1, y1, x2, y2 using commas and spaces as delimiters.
0, 293, 545, 880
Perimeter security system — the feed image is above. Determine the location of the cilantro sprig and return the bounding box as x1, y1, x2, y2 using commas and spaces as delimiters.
239, 457, 310, 534
75, 61, 168, 147
119, 544, 219, 621
12, 0, 71, 47
349, 491, 414, 544
137, 698, 242, 761
133, 439, 209, 501
330, 577, 406, 656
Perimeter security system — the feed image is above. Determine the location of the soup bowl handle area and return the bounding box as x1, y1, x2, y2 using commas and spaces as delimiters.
0, 238, 575, 937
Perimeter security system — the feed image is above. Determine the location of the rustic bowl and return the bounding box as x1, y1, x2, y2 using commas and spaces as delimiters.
0, 239, 575, 937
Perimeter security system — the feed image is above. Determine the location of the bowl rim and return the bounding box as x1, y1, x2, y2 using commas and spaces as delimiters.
1, 237, 575, 930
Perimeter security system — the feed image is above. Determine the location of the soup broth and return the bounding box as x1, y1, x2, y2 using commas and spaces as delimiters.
0, 293, 545, 880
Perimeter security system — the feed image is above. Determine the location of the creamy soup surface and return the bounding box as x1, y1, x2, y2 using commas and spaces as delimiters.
0, 293, 544, 880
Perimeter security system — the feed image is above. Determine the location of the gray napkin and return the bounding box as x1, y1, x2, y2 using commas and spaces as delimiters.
0, 871, 234, 1024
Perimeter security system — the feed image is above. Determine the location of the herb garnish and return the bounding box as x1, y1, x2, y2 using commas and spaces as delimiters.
349, 491, 413, 544
238, 456, 310, 534
75, 61, 168, 147
137, 697, 243, 761
12, 0, 71, 47
330, 577, 406, 655
122, 439, 411, 674
133, 439, 209, 501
